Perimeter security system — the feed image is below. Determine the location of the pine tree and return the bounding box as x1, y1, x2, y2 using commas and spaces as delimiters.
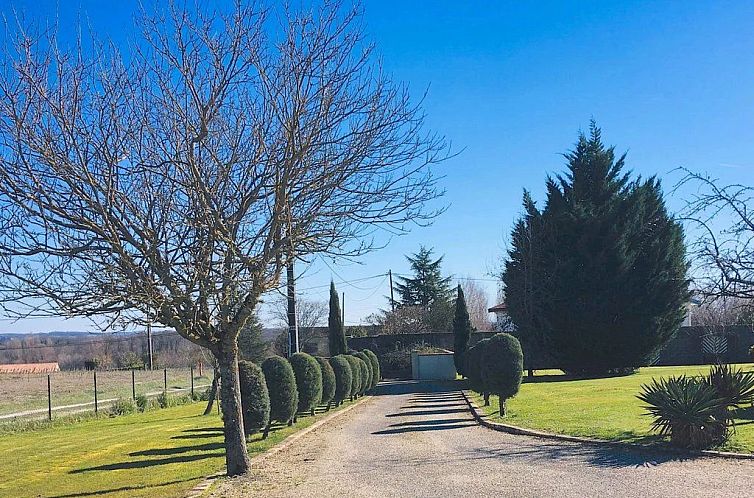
452, 285, 473, 376
505, 122, 690, 375
238, 312, 268, 363
394, 246, 453, 308
503, 190, 546, 376
328, 282, 347, 356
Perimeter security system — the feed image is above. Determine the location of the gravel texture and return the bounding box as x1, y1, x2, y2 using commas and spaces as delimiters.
210, 379, 754, 497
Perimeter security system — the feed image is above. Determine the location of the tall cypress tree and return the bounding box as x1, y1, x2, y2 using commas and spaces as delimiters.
238, 312, 268, 363
504, 122, 690, 375
452, 285, 473, 376
328, 282, 347, 356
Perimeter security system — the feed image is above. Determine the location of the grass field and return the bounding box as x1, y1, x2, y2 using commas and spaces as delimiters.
0, 369, 210, 417
0, 398, 351, 498
470, 364, 754, 453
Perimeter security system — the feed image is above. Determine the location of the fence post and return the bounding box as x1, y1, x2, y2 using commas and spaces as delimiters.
47, 375, 52, 421
190, 366, 194, 398
93, 371, 98, 414
132, 370, 136, 400
164, 368, 167, 393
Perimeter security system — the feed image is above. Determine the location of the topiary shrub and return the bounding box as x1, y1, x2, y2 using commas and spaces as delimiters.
261, 356, 298, 438
343, 355, 362, 400
316, 356, 336, 410
354, 357, 370, 395
238, 360, 270, 435
480, 334, 523, 415
289, 352, 323, 416
353, 352, 373, 391
363, 349, 380, 388
329, 355, 353, 406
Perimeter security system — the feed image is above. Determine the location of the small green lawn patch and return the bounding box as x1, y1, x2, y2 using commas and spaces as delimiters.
470, 364, 754, 453
0, 400, 354, 498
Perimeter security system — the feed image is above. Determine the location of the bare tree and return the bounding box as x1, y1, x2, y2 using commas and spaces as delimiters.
459, 278, 492, 331
270, 294, 327, 354
0, 1, 448, 475
677, 169, 754, 301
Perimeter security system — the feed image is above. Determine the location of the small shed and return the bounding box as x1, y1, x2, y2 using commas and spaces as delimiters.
0, 362, 60, 374
411, 350, 456, 381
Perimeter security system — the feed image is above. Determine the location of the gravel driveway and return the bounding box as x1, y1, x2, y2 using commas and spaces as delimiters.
211, 380, 753, 497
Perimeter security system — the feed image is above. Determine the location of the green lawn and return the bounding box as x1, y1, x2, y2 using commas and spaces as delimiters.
0, 400, 352, 498
470, 364, 754, 454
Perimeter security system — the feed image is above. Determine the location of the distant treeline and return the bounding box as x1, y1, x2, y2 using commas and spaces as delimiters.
0, 332, 205, 370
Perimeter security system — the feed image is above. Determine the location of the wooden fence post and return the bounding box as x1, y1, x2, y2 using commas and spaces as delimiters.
47, 375, 52, 421
190, 366, 194, 398
93, 371, 98, 414
132, 370, 136, 400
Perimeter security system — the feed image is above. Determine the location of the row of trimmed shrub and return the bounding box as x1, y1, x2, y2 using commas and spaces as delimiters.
464, 333, 524, 416
239, 349, 381, 438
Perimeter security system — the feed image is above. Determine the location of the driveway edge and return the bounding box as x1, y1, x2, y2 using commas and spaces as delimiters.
185, 395, 372, 498
461, 389, 754, 461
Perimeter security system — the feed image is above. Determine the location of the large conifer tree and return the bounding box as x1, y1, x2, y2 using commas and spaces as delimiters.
504, 122, 689, 375
238, 312, 268, 363
328, 282, 348, 356
394, 246, 452, 307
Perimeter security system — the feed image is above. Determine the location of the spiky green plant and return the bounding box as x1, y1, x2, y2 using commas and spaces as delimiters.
706, 363, 754, 413
637, 375, 727, 449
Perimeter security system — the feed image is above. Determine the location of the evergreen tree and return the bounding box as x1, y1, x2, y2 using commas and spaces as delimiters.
394, 246, 452, 308
503, 190, 546, 376
504, 122, 690, 375
328, 282, 347, 356
238, 312, 268, 363
452, 285, 473, 376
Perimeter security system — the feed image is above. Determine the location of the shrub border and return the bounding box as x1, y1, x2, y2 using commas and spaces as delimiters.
461, 390, 754, 461
185, 394, 373, 498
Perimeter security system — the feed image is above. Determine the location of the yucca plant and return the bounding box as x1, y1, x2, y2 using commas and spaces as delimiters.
706, 363, 754, 413
637, 375, 728, 449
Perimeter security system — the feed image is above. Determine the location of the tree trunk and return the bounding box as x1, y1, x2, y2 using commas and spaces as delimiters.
262, 421, 271, 440
326, 400, 331, 411
483, 392, 490, 406
203, 366, 219, 416
528, 368, 534, 378
310, 407, 315, 416
217, 348, 251, 476
499, 396, 506, 417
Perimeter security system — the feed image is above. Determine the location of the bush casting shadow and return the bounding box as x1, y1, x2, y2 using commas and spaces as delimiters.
373, 423, 477, 435
386, 408, 469, 417
71, 451, 224, 473
48, 478, 197, 498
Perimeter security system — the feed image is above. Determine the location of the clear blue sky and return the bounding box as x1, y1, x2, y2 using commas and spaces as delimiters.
3, 0, 754, 332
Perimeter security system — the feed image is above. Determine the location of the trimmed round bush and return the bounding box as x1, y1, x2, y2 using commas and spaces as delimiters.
363, 349, 380, 388
238, 360, 270, 435
261, 356, 298, 436
480, 333, 523, 416
315, 356, 336, 409
353, 352, 373, 391
343, 355, 362, 399
465, 339, 489, 404
330, 355, 353, 405
289, 352, 323, 416
354, 357, 370, 395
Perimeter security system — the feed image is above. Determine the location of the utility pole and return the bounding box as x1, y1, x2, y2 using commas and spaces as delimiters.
287, 258, 299, 357
146, 319, 154, 371
388, 269, 395, 311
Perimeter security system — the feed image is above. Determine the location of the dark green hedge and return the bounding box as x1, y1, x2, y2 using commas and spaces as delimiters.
289, 352, 323, 416
343, 355, 362, 399
363, 349, 380, 388
353, 352, 373, 391
315, 356, 336, 409
354, 356, 370, 395
330, 355, 353, 404
238, 360, 270, 435
261, 356, 298, 431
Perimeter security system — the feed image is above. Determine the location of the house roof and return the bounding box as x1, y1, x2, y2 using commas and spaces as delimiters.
488, 302, 508, 313
0, 362, 60, 374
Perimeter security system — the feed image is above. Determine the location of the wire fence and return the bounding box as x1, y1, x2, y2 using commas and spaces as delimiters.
0, 367, 212, 421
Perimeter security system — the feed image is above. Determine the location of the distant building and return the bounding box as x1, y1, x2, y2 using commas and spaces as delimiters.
488, 302, 514, 331
0, 362, 60, 374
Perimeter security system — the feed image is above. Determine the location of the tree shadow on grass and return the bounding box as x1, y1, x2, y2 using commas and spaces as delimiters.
129, 441, 224, 457
70, 451, 225, 473
183, 427, 224, 433
47, 478, 198, 498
